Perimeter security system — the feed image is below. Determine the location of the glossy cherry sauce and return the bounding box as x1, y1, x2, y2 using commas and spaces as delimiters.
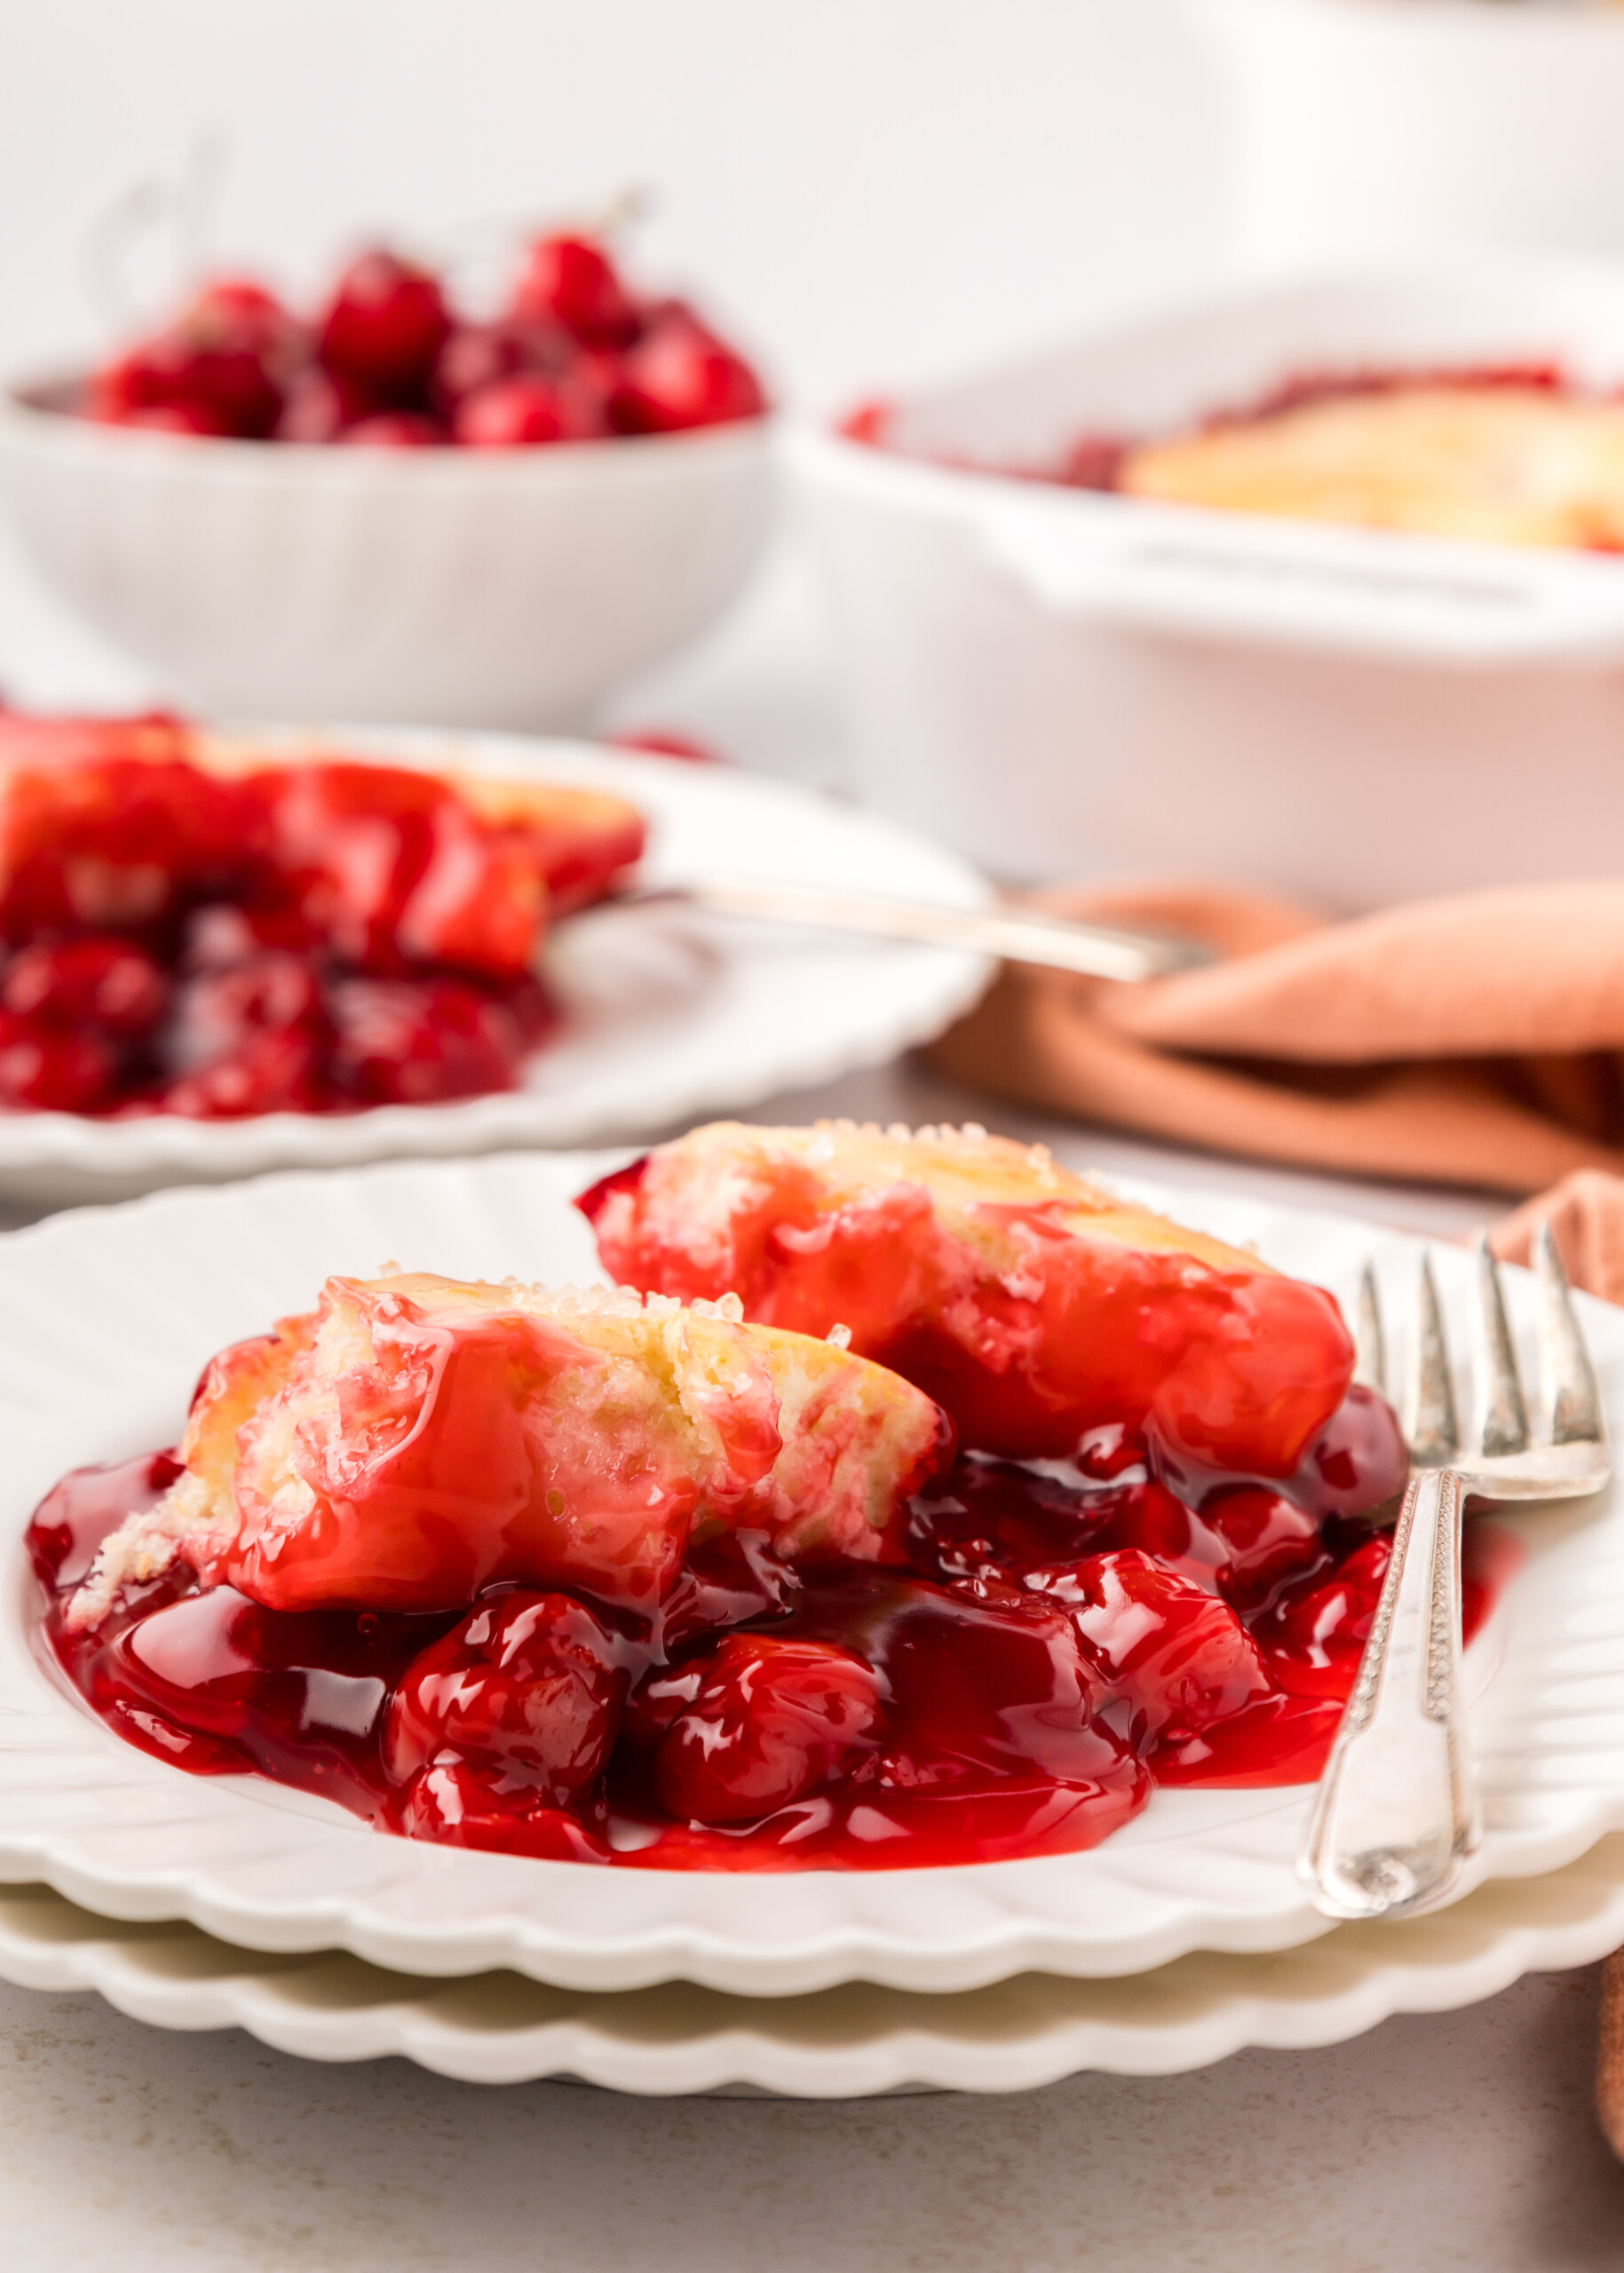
28, 1434, 1508, 1872
0, 715, 645, 1118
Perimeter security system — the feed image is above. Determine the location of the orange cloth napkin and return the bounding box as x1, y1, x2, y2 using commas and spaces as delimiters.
930, 881, 1624, 1197
1492, 1169, 1624, 1305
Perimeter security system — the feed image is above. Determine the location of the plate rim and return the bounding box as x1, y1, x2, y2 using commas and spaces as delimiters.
3, 1836, 1622, 2096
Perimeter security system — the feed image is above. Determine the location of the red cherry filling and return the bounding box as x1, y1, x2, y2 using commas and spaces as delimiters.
0, 714, 646, 1121
31, 1440, 1510, 1872
91, 278, 302, 440
326, 976, 526, 1103
273, 366, 384, 443
654, 1635, 883, 1825
2, 935, 168, 1036
384, 1591, 628, 1809
392, 1762, 614, 1861
0, 1014, 117, 1110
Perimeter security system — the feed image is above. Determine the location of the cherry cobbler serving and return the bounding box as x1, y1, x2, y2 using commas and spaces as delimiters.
0, 708, 644, 1116
30, 1121, 1502, 1872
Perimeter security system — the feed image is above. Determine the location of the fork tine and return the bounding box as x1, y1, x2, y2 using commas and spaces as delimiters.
1353, 1262, 1387, 1398
1535, 1220, 1606, 1446
1406, 1253, 1460, 1465
1472, 1233, 1531, 1458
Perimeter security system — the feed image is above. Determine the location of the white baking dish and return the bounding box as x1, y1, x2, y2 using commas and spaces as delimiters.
791, 258, 1624, 907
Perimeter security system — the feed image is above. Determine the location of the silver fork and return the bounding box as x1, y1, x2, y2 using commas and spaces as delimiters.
1298, 1225, 1612, 1921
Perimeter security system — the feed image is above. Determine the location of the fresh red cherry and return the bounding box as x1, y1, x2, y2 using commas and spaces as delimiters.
432, 321, 529, 407
511, 233, 640, 349
326, 976, 526, 1104
0, 1012, 117, 1110
2, 936, 168, 1037
91, 278, 302, 440
452, 372, 602, 447
338, 411, 448, 448
273, 367, 384, 443
614, 304, 766, 433
317, 249, 451, 395
385, 1591, 627, 1810
429, 319, 571, 415
655, 1635, 884, 1826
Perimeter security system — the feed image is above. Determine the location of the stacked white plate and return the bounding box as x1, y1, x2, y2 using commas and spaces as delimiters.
4, 1152, 1624, 2093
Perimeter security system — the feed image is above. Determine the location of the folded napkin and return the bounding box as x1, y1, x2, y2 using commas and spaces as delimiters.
931, 881, 1624, 1196
1491, 1168, 1624, 1306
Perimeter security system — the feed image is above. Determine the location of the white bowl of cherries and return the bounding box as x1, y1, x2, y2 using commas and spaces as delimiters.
0, 229, 776, 729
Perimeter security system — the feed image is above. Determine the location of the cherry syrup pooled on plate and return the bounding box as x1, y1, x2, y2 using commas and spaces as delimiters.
0, 711, 648, 1120
28, 1409, 1506, 1873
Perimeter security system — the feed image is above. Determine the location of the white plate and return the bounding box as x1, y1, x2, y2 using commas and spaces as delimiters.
0, 730, 990, 1208
2, 1150, 1623, 1997
4, 1837, 1624, 2097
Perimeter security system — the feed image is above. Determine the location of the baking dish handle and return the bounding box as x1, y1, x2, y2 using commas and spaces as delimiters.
978, 497, 1624, 668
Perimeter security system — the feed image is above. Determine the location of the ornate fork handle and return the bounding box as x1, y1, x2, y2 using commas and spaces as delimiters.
1298, 1466, 1482, 1920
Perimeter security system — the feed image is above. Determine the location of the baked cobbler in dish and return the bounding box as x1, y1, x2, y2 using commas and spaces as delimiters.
1118, 379, 1624, 551
32, 1121, 1500, 1871
857, 363, 1624, 553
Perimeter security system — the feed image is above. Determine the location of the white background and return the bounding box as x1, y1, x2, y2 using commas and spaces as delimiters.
0, 0, 1233, 752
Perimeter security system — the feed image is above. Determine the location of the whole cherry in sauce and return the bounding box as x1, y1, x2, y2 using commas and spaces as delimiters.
2, 935, 169, 1037
654, 1635, 883, 1825
385, 1591, 628, 1810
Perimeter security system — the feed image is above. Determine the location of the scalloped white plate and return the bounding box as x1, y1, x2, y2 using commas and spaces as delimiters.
5, 1836, 1624, 2096
0, 729, 990, 1208
2, 1150, 1624, 1997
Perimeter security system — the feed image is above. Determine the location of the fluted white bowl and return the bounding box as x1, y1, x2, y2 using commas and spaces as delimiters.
0, 383, 777, 728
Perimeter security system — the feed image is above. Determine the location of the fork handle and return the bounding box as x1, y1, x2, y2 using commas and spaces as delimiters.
1298, 1467, 1482, 1919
